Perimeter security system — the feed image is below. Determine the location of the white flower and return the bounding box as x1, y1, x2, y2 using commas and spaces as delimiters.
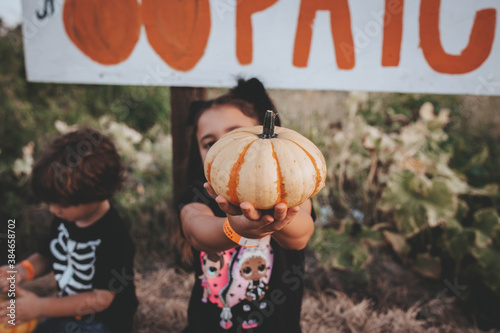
419, 102, 435, 121
13, 141, 35, 178
135, 152, 154, 171
55, 120, 79, 134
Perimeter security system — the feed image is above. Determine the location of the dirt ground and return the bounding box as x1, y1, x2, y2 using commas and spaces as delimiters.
25, 252, 499, 333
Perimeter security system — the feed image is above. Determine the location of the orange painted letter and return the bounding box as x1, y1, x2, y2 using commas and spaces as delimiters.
293, 0, 355, 70
382, 0, 404, 67
142, 0, 211, 72
63, 0, 141, 65
420, 0, 496, 74
236, 0, 278, 65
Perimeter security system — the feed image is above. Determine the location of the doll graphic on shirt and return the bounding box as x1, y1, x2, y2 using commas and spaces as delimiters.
239, 250, 269, 302
199, 252, 224, 303
216, 238, 273, 330
236, 247, 270, 329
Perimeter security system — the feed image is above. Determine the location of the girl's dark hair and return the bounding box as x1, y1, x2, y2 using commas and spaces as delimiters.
30, 127, 126, 205
185, 78, 281, 189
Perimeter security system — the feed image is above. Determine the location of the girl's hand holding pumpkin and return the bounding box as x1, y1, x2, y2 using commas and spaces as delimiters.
204, 182, 301, 239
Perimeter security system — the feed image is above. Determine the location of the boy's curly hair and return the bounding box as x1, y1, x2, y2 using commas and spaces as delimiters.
30, 127, 126, 206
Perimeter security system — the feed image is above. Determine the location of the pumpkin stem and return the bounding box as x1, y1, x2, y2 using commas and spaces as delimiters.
259, 110, 277, 139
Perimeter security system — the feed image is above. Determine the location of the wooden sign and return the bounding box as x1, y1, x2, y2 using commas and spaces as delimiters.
22, 0, 500, 95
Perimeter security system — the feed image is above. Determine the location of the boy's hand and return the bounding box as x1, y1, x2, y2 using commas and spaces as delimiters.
204, 182, 301, 239
0, 287, 42, 324
0, 265, 25, 293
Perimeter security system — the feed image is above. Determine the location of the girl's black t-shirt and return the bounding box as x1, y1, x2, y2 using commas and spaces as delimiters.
39, 205, 138, 333
178, 185, 315, 333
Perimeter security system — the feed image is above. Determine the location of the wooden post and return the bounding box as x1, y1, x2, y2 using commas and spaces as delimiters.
170, 86, 207, 207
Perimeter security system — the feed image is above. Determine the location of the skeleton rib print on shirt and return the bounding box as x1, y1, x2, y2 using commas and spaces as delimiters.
50, 223, 102, 296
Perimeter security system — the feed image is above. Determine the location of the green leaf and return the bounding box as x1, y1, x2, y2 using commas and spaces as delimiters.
474, 230, 492, 248
466, 183, 500, 196
445, 217, 463, 230
383, 230, 410, 261
443, 227, 475, 261
493, 226, 500, 245
471, 247, 500, 296
381, 170, 456, 236
412, 253, 442, 280
358, 225, 386, 246
462, 145, 489, 171
310, 220, 382, 271
473, 209, 500, 235
454, 200, 469, 222
471, 209, 500, 248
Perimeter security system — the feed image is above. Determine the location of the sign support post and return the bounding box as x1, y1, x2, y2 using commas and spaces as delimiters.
170, 86, 206, 207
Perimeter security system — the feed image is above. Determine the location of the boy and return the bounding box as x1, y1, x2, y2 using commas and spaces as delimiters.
0, 127, 138, 333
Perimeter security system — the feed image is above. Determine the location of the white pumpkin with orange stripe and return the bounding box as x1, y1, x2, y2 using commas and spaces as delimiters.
204, 111, 326, 210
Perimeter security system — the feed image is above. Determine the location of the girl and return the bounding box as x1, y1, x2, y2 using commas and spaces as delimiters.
177, 78, 315, 332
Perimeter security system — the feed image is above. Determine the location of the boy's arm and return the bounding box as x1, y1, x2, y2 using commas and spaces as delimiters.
0, 287, 115, 323
38, 289, 115, 317
20, 253, 51, 281
0, 253, 51, 292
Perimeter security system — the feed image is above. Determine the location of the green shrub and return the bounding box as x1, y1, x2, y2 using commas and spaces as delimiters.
311, 95, 500, 301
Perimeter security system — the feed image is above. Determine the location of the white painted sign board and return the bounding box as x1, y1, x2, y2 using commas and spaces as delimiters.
21, 0, 500, 95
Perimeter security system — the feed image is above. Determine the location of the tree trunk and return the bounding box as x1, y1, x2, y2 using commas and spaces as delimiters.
170, 86, 207, 207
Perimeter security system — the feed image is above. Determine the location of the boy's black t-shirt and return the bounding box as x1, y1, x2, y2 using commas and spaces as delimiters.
39, 205, 138, 333
178, 185, 315, 333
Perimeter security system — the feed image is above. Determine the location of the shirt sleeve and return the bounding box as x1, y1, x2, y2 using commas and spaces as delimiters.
92, 216, 135, 293
176, 185, 226, 240
177, 185, 224, 216
37, 218, 59, 260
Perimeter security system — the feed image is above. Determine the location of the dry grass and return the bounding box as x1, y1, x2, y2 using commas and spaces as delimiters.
24, 255, 498, 333
130, 249, 499, 332
131, 264, 494, 333
133, 267, 191, 333
301, 288, 479, 333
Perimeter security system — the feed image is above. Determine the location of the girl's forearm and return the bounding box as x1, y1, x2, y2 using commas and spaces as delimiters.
272, 209, 314, 250
38, 289, 115, 318
182, 201, 315, 252
183, 214, 237, 252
